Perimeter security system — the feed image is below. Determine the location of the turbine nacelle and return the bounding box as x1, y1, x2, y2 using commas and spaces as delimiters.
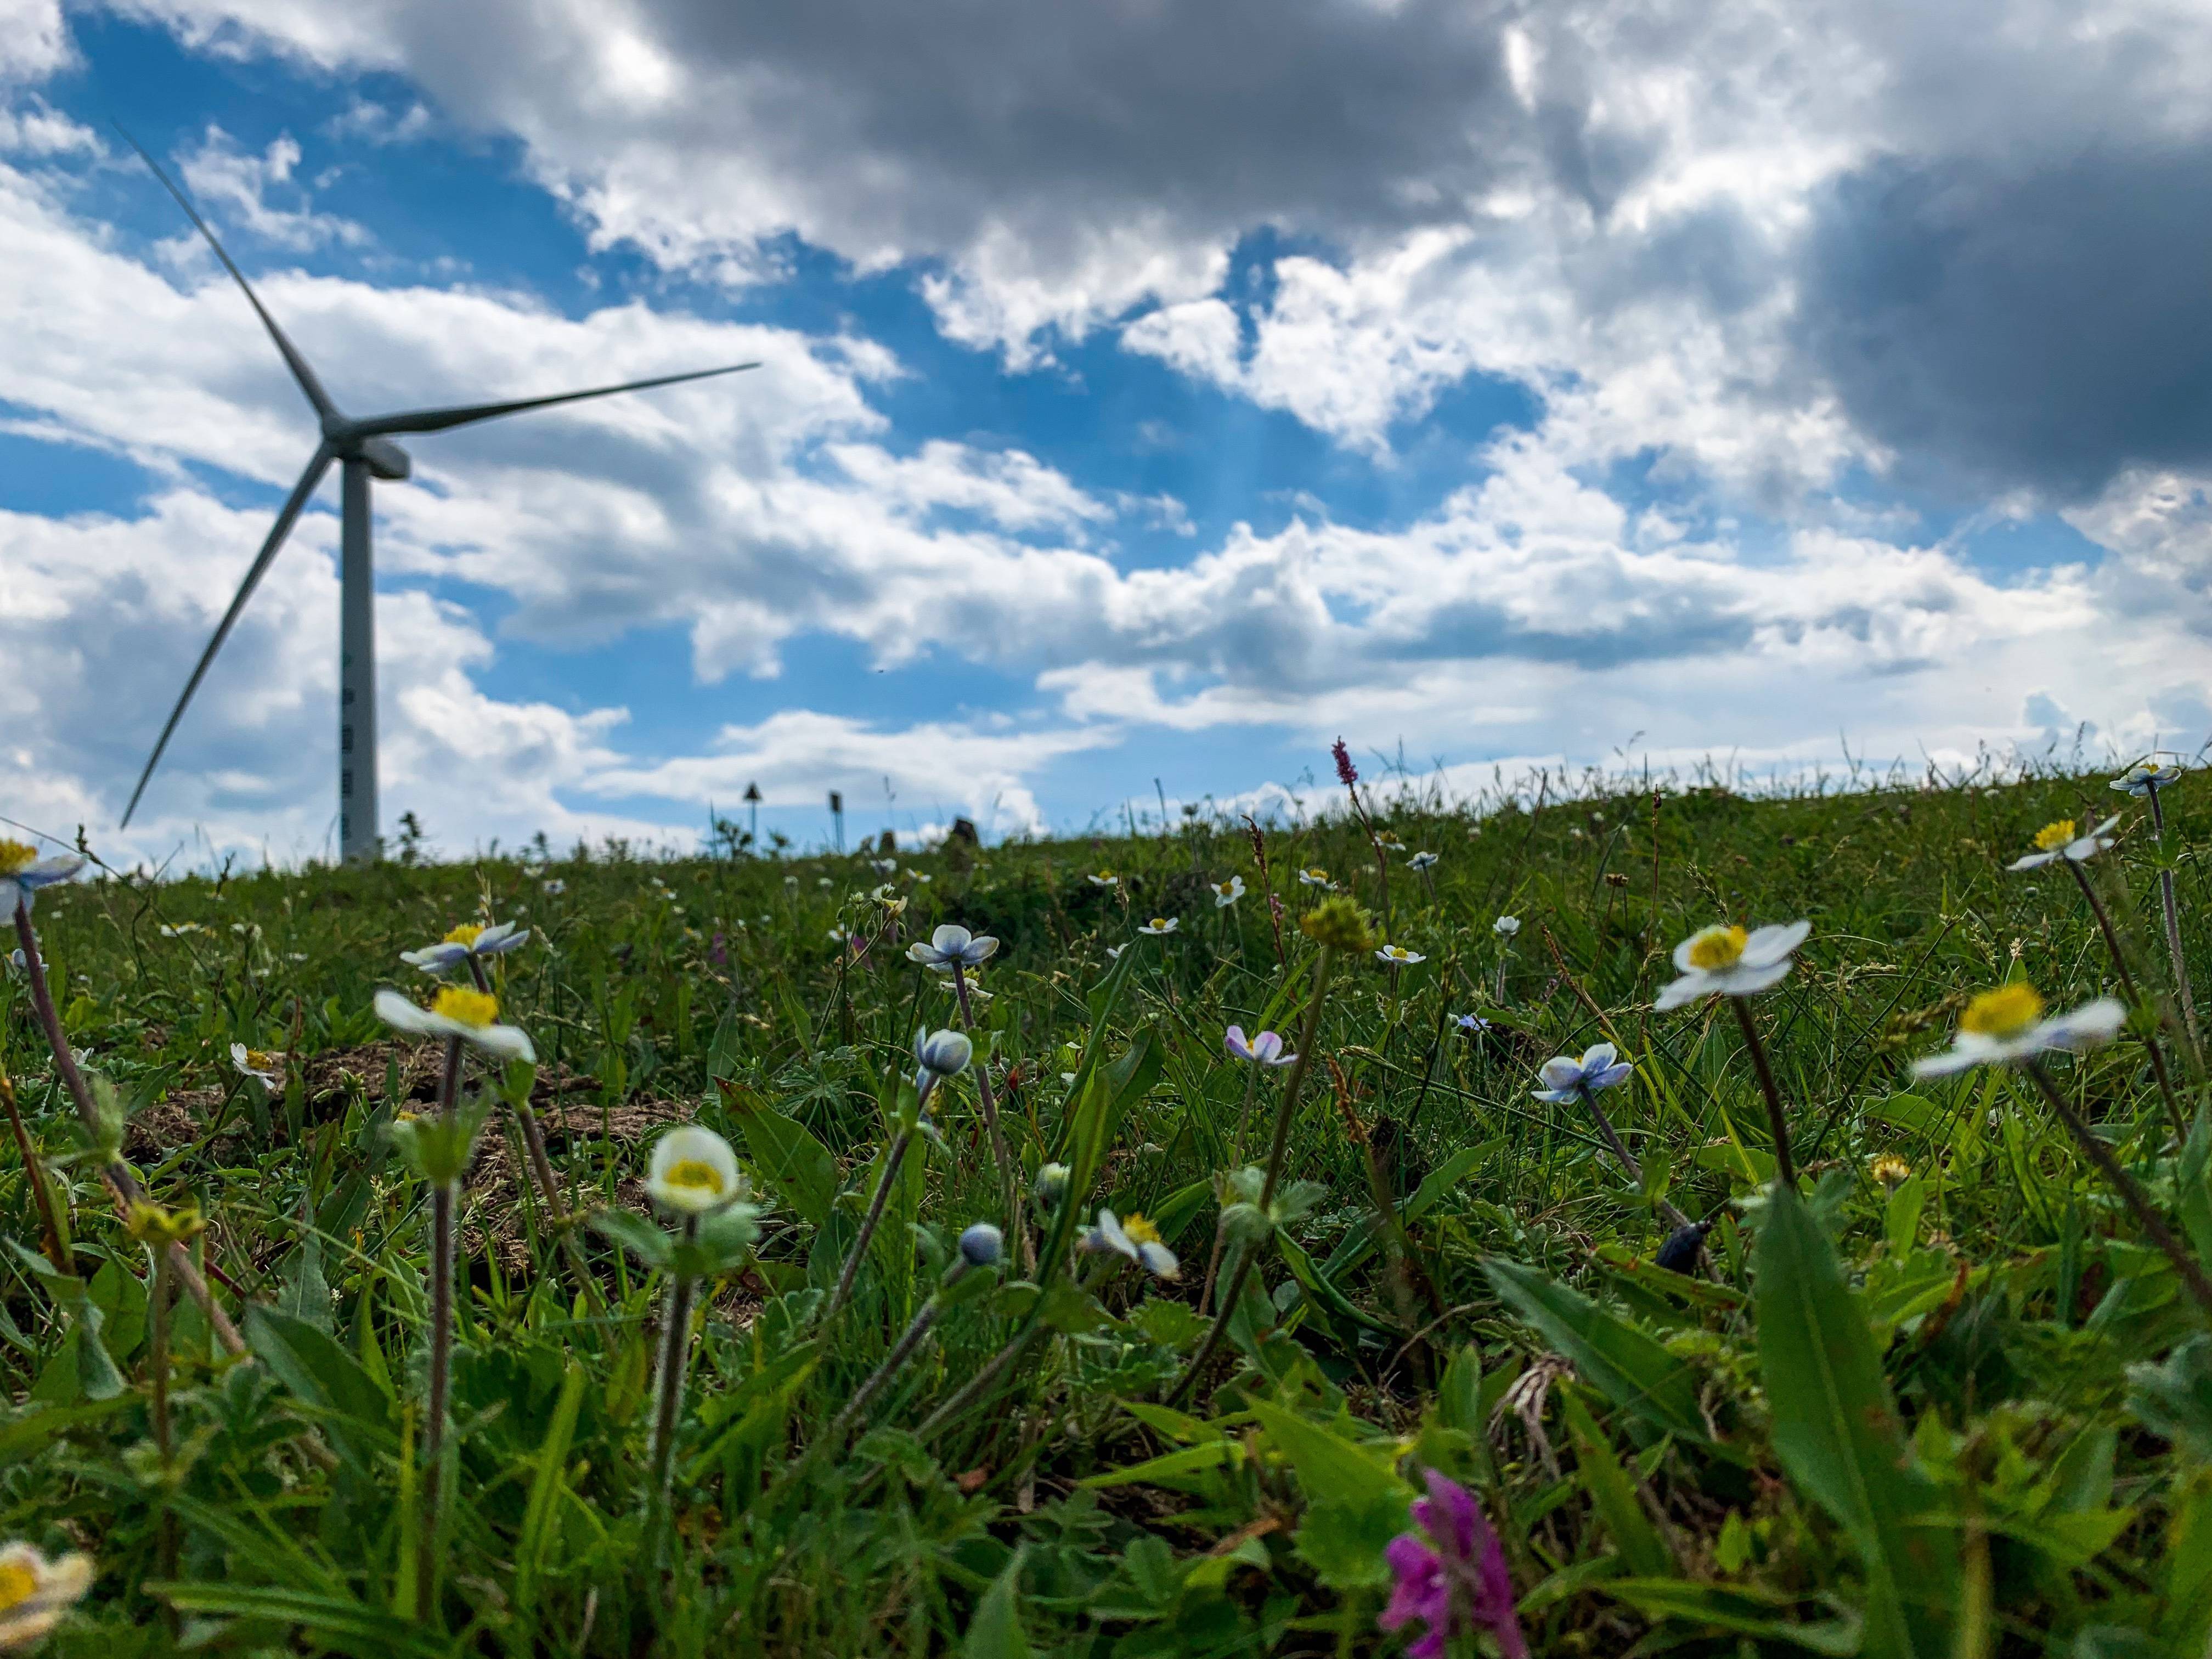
324, 421, 414, 481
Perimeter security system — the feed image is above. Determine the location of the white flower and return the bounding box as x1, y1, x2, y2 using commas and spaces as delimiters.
0, 842, 83, 915
646, 1125, 746, 1215
937, 977, 993, 1003
229, 1043, 283, 1088
913, 1028, 973, 1092
910, 872, 933, 884
1531, 1043, 1633, 1103
828, 926, 849, 943
907, 923, 999, 971
874, 859, 900, 875
540, 879, 566, 895
1084, 1209, 1180, 1278
1406, 851, 1439, 871
158, 922, 207, 938
1138, 916, 1180, 935
1088, 871, 1118, 887
399, 919, 529, 975
1105, 944, 1126, 961
817, 876, 834, 888
373, 985, 536, 1062
1655, 921, 1810, 1011
1224, 1025, 1296, 1066
1375, 944, 1425, 966
1211, 874, 1246, 907
1493, 915, 1521, 937
2112, 761, 2182, 797
2008, 815, 2120, 870
1911, 983, 2128, 1076
0, 1539, 94, 1649
1297, 867, 1332, 888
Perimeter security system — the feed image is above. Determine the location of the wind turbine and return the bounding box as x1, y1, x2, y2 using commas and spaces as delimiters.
116, 132, 759, 862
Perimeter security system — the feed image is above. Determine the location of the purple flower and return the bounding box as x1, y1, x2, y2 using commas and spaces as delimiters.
709, 932, 728, 967
1224, 1025, 1297, 1068
1333, 737, 1359, 788
1380, 1469, 1526, 1659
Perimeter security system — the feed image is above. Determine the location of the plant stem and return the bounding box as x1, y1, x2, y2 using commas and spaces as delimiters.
952, 962, 1019, 1241
149, 1243, 178, 1594
827, 1264, 968, 1446
1576, 1084, 1691, 1229
417, 1176, 455, 1623
0, 1065, 69, 1273
2065, 861, 2187, 1141
13, 900, 242, 1356
1167, 947, 1336, 1406
646, 1214, 701, 1565
1729, 996, 1796, 1192
2023, 1059, 2212, 1319
822, 1125, 914, 1328
2147, 783, 2202, 1061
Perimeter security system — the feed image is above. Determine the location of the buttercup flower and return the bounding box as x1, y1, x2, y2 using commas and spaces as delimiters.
907, 923, 1000, 972
1869, 1152, 1912, 1188
1407, 850, 1438, 871
373, 985, 536, 1061
646, 1125, 745, 1215
229, 1043, 283, 1089
1531, 1043, 1633, 1102
2008, 815, 2119, 871
2113, 761, 2182, 797
0, 1541, 94, 1650
1298, 867, 1333, 888
1084, 1209, 1180, 1278
1655, 921, 1809, 1011
957, 1222, 1004, 1268
1380, 1469, 1527, 1659
1911, 983, 2126, 1076
1376, 944, 1426, 966
399, 919, 528, 975
0, 843, 82, 915
1493, 915, 1521, 937
1224, 1026, 1297, 1066
1211, 875, 1246, 907
1138, 916, 1180, 935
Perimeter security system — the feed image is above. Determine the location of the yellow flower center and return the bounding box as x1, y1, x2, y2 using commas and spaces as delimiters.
0, 1558, 36, 1610
431, 986, 500, 1029
661, 1159, 725, 1194
1685, 925, 1748, 970
0, 839, 35, 876
1150, 918, 1171, 930
1304, 868, 1326, 879
1121, 1214, 1163, 1246
442, 923, 486, 947
244, 1048, 278, 1069
2032, 819, 2075, 853
1961, 982, 2044, 1040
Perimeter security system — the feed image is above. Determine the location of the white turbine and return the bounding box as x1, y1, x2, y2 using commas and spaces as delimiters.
117, 131, 758, 861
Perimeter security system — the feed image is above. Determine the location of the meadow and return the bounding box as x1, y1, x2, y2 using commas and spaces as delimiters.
2, 749, 2209, 1657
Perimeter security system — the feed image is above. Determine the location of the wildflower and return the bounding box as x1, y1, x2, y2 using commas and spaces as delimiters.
1138, 916, 1180, 936
1298, 867, 1333, 888
1032, 1163, 1070, 1205
1224, 1026, 1297, 1066
1333, 737, 1358, 787
1301, 895, 1375, 953
0, 1541, 94, 1650
1530, 1044, 1632, 1102
1211, 874, 1245, 907
1493, 915, 1521, 937
645, 1125, 746, 1215
913, 1028, 973, 1096
0, 843, 82, 915
540, 878, 566, 895
1407, 850, 1438, 871
1654, 921, 1810, 1011
157, 922, 206, 938
2112, 761, 2182, 797
1911, 983, 2126, 1076
1084, 1209, 1180, 1278
1376, 944, 1426, 966
373, 985, 535, 1061
957, 1222, 1003, 1268
399, 919, 528, 974
229, 1043, 283, 1088
1454, 1013, 1492, 1035
1870, 1152, 1912, 1188
907, 923, 999, 971
817, 876, 833, 887
1088, 871, 1118, 887
1380, 1469, 1526, 1659
1106, 944, 1126, 961
936, 977, 993, 1003
2007, 816, 2119, 871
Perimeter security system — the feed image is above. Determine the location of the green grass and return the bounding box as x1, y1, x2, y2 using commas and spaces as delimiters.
3, 764, 2209, 1656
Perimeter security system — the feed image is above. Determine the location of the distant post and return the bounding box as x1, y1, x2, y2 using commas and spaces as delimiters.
744, 781, 761, 850
829, 791, 845, 854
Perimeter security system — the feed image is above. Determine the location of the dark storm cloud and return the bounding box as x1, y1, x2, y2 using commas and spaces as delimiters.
1800, 144, 2212, 501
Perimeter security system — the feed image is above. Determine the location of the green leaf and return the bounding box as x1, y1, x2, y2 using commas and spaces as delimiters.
1756, 1183, 1956, 1659
1290, 1496, 1408, 1592
962, 1548, 1031, 1659
1482, 1256, 1714, 1446
512, 1359, 586, 1626
589, 1206, 674, 1268
0, 1397, 132, 1466
1561, 1389, 1672, 1578
244, 1305, 392, 1465
151, 1582, 448, 1659
723, 1085, 839, 1229
1078, 1441, 1244, 1490
1277, 1230, 1397, 1335
1605, 1579, 1864, 1654
1247, 1399, 1409, 1518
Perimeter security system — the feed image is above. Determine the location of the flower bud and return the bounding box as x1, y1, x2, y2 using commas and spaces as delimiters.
1032, 1162, 1070, 1206
1299, 894, 1375, 953
913, 1027, 973, 1078
958, 1222, 1003, 1268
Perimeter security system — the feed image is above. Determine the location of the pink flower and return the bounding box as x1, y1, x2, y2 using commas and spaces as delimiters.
1380, 1469, 1526, 1659
1333, 737, 1359, 788
1224, 1025, 1297, 1067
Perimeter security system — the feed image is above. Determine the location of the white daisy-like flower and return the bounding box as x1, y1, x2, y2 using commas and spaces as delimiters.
540, 879, 566, 895
0, 1539, 94, 1649
1083, 1209, 1180, 1279
2008, 815, 2120, 870
158, 922, 207, 938
1297, 867, 1332, 888
1088, 871, 1118, 887
2112, 761, 2182, 797
828, 926, 849, 943
399, 919, 529, 975
873, 859, 900, 875
0, 842, 83, 915
907, 923, 999, 972
1493, 915, 1521, 937
1375, 944, 1426, 966
817, 876, 834, 888
1531, 1043, 1633, 1102
1211, 874, 1246, 907
1654, 921, 1810, 1011
1138, 916, 1180, 935
937, 977, 993, 1003
646, 1125, 746, 1215
1224, 1025, 1296, 1066
1406, 851, 1438, 871
373, 985, 536, 1062
1911, 983, 2128, 1076
228, 1043, 283, 1089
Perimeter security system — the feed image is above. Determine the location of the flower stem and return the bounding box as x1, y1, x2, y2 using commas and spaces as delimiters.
0, 1064, 69, 1274
2147, 784, 2202, 1062
645, 1214, 701, 1567
2065, 861, 2187, 1140
2023, 1059, 2212, 1319
827, 1264, 968, 1446
1168, 947, 1336, 1407
12, 899, 243, 1356
417, 1175, 455, 1623
1729, 996, 1796, 1192
952, 962, 1019, 1243
149, 1242, 178, 1593
1576, 1084, 1690, 1228
822, 1125, 914, 1328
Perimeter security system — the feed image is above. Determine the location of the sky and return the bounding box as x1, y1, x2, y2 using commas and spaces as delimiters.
2, 0, 2209, 862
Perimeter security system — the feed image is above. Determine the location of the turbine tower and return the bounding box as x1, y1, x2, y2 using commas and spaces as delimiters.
117, 133, 758, 862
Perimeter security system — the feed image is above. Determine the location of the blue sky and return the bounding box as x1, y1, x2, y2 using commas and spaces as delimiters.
2, 0, 2208, 862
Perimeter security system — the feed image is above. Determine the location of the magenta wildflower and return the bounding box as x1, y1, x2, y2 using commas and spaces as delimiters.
1333, 737, 1359, 788
1380, 1469, 1526, 1659
709, 932, 728, 967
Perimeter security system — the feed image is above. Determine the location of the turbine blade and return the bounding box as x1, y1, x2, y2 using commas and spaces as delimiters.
120, 447, 335, 829
115, 123, 338, 421
351, 361, 760, 438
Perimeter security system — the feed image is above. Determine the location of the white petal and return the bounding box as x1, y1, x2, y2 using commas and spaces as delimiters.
1654, 973, 1710, 1012
1580, 1042, 1617, 1073
473, 1023, 537, 1063
1738, 920, 1810, 968
1139, 1240, 1181, 1279
1538, 1056, 1583, 1091
1719, 957, 1793, 996
2039, 998, 2128, 1051
1911, 1048, 1980, 1078
2008, 851, 2056, 871
1096, 1210, 1136, 1260
932, 923, 972, 955
374, 989, 444, 1036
